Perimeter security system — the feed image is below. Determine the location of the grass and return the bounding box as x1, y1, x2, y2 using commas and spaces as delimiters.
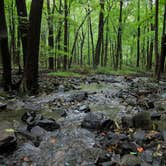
95, 66, 143, 75
48, 66, 145, 77
48, 71, 82, 77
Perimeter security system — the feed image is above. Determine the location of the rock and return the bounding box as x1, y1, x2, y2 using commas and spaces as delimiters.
151, 112, 161, 121
68, 91, 88, 102
7, 100, 24, 111
142, 150, 153, 163
133, 112, 152, 130
30, 126, 47, 137
0, 121, 17, 154
162, 130, 166, 142
36, 119, 60, 131
52, 108, 67, 117
81, 112, 103, 130
100, 119, 115, 131
121, 116, 133, 128
79, 105, 91, 113
0, 102, 7, 110
133, 130, 146, 144
21, 111, 43, 126
121, 154, 142, 166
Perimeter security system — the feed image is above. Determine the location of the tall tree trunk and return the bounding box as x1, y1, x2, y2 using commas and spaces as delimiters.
16, 0, 28, 68
56, 0, 62, 70
104, 17, 109, 67
0, 0, 12, 91
22, 0, 44, 94
94, 0, 104, 68
147, 0, 154, 70
160, 3, 166, 73
115, 0, 123, 70
137, 0, 140, 67
154, 0, 159, 79
47, 0, 54, 70
80, 30, 86, 66
63, 0, 68, 70
89, 10, 95, 67
9, 0, 16, 66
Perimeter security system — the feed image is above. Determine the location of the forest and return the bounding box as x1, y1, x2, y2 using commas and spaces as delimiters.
0, 0, 166, 165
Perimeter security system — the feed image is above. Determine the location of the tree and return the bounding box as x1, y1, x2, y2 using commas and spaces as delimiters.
47, 0, 55, 70
64, 0, 68, 70
0, 0, 12, 91
154, 0, 159, 79
137, 0, 140, 67
115, 0, 123, 70
147, 0, 153, 70
94, 0, 105, 68
16, 0, 28, 68
22, 0, 44, 94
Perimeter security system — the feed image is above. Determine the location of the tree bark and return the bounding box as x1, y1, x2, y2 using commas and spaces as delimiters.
0, 0, 12, 91
154, 0, 159, 79
147, 0, 153, 70
64, 0, 68, 70
137, 0, 140, 67
47, 0, 54, 70
160, 3, 166, 73
115, 0, 123, 70
94, 0, 104, 68
22, 0, 44, 94
15, 0, 28, 68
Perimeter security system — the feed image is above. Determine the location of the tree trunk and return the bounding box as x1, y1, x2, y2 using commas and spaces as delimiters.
47, 0, 54, 70
160, 4, 166, 73
104, 17, 109, 67
0, 0, 12, 91
63, 0, 68, 70
147, 0, 153, 70
16, 0, 28, 68
154, 0, 159, 79
22, 0, 44, 94
94, 0, 104, 68
137, 0, 140, 67
115, 0, 123, 70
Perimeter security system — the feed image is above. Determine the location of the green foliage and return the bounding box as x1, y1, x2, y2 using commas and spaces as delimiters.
95, 66, 143, 75
48, 71, 81, 77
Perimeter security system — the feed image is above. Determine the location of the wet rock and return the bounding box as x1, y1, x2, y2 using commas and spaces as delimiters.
81, 112, 115, 131
52, 108, 67, 117
100, 119, 115, 131
142, 150, 153, 163
120, 142, 138, 154
21, 111, 43, 126
67, 91, 88, 102
81, 112, 103, 130
36, 119, 60, 131
79, 105, 91, 113
7, 100, 24, 111
162, 130, 166, 142
151, 112, 161, 121
121, 115, 133, 128
121, 154, 142, 166
30, 126, 47, 137
133, 112, 152, 130
133, 130, 146, 144
0, 102, 7, 110
0, 121, 17, 154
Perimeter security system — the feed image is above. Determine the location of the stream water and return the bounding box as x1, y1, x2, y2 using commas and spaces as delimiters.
0, 75, 166, 165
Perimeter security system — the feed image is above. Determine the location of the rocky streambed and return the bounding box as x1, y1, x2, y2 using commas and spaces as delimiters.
0, 75, 166, 166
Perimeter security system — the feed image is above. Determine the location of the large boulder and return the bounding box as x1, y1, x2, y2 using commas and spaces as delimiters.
81, 112, 115, 131
0, 121, 17, 154
133, 111, 152, 130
